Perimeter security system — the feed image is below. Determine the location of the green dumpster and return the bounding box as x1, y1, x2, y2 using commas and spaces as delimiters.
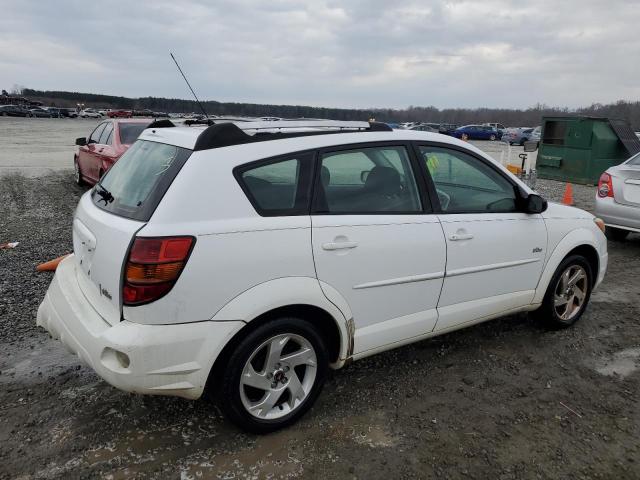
537, 116, 640, 185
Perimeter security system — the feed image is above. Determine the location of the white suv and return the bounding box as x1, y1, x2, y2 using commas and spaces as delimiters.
37, 120, 608, 432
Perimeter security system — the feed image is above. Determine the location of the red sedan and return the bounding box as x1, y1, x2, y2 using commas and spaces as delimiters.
74, 119, 151, 186
107, 109, 132, 118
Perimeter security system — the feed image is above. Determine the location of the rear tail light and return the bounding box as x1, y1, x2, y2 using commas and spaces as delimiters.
123, 236, 195, 306
597, 172, 614, 198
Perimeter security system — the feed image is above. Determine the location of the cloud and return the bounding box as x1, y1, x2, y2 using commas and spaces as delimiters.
0, 0, 638, 109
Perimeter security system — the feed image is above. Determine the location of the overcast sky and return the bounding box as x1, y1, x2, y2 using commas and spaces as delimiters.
0, 0, 638, 110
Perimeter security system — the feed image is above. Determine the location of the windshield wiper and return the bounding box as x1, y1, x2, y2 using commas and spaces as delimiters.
95, 183, 114, 205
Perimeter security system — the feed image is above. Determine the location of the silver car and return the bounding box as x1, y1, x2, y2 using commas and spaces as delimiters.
595, 152, 640, 240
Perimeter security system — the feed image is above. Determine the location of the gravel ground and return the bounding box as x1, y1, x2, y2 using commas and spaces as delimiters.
1, 124, 640, 479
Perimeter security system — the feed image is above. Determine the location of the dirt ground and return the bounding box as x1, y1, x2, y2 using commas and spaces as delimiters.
1, 120, 639, 479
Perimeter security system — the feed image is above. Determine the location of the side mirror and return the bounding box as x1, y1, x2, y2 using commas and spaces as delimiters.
360, 170, 371, 183
525, 193, 547, 214
523, 140, 538, 152
75, 137, 87, 146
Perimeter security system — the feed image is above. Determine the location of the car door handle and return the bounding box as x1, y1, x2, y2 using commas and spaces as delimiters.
322, 241, 358, 251
449, 233, 474, 241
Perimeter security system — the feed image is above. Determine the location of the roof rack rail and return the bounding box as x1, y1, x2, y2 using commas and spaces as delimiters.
147, 119, 176, 129
192, 121, 392, 151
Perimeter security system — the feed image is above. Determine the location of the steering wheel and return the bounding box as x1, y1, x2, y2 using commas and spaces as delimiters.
436, 188, 451, 211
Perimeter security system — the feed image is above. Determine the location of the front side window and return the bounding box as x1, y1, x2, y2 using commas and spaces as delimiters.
316, 145, 422, 214
238, 152, 313, 215
420, 146, 518, 213
98, 123, 113, 145
89, 123, 107, 144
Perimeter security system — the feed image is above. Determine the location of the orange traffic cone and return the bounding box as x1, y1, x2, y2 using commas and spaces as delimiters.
36, 254, 71, 272
562, 183, 574, 206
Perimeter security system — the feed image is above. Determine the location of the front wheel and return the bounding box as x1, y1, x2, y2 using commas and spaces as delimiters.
531, 255, 593, 329
217, 317, 328, 433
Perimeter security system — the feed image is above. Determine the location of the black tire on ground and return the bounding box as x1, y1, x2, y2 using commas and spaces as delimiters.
1, 112, 7, 117
216, 317, 329, 433
74, 157, 86, 186
520, 137, 528, 146
605, 227, 630, 241
531, 254, 593, 329
490, 134, 496, 141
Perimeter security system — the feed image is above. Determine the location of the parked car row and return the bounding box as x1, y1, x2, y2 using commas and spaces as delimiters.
501, 126, 541, 145
0, 105, 79, 118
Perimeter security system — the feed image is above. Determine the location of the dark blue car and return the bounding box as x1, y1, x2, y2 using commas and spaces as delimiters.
453, 124, 501, 140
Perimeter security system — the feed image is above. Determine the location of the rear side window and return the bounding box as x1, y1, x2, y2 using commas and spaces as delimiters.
119, 123, 150, 145
92, 140, 191, 221
236, 152, 314, 216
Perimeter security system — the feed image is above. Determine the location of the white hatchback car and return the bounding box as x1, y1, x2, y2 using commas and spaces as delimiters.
38, 120, 608, 432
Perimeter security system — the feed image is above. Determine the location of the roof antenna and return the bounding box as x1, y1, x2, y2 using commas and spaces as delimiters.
170, 52, 209, 119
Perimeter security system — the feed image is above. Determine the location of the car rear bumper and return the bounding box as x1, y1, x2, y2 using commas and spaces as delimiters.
37, 255, 244, 400
595, 196, 640, 232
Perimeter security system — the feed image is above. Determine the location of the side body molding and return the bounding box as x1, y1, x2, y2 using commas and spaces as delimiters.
211, 276, 352, 368
532, 227, 602, 305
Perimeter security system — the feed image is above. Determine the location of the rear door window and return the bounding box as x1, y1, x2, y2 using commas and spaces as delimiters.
315, 145, 422, 214
92, 140, 191, 221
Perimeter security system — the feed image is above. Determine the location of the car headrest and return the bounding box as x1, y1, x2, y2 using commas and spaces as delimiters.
364, 166, 401, 196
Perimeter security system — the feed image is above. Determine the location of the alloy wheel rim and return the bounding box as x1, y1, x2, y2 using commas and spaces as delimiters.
554, 265, 588, 321
239, 333, 317, 420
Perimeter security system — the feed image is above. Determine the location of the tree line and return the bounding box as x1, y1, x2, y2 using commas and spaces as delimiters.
18, 88, 640, 129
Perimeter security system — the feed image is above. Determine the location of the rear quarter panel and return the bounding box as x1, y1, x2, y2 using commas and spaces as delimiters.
123, 149, 317, 325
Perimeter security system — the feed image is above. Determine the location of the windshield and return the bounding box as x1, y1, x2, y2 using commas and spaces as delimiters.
119, 123, 150, 144
91, 140, 191, 221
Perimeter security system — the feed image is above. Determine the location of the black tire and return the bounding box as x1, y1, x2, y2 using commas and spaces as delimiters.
520, 137, 528, 146
490, 134, 496, 141
531, 255, 593, 329
216, 317, 328, 433
73, 157, 86, 186
605, 227, 630, 241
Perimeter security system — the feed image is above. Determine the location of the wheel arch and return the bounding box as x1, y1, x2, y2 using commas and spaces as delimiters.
210, 277, 353, 368
533, 228, 601, 304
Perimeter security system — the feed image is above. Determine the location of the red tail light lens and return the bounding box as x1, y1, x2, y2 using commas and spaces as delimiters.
597, 172, 614, 198
123, 236, 195, 306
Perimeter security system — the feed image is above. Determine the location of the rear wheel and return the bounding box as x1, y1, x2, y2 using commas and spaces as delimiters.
605, 227, 630, 241
490, 134, 496, 141
532, 255, 592, 329
217, 317, 328, 433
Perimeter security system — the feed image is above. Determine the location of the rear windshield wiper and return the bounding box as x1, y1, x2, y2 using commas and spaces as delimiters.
95, 183, 114, 205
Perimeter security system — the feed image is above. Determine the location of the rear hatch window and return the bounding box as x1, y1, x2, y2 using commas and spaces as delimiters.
92, 140, 191, 221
